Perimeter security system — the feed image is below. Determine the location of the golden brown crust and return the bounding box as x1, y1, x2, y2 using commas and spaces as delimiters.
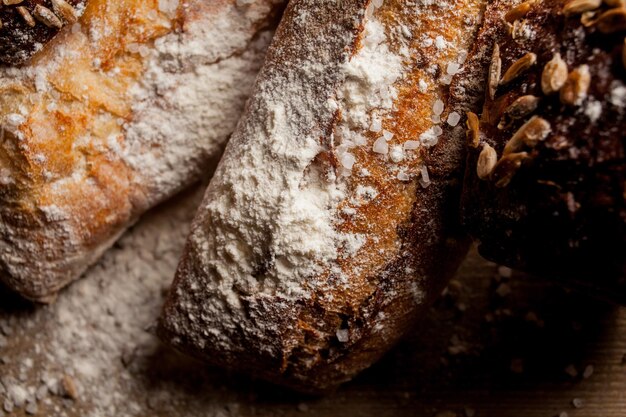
458, 0, 626, 301
159, 0, 484, 392
0, 0, 171, 301
0, 0, 285, 301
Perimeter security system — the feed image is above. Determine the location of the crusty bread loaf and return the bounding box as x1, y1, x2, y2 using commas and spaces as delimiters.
0, 0, 87, 65
159, 0, 485, 392
457, 0, 626, 302
0, 0, 285, 302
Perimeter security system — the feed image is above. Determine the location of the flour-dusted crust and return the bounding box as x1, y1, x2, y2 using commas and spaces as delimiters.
458, 0, 626, 302
0, 0, 285, 302
159, 0, 485, 392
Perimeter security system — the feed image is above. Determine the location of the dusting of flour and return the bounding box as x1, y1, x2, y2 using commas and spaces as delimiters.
0, 184, 225, 417
0, 0, 283, 300
160, 0, 408, 372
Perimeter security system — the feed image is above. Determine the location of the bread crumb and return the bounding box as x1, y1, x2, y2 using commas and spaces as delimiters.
336, 329, 350, 343
60, 375, 78, 400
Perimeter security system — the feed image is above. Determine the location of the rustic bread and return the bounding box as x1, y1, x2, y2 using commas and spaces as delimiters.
159, 0, 485, 392
0, 0, 285, 302
0, 0, 87, 65
457, 0, 626, 302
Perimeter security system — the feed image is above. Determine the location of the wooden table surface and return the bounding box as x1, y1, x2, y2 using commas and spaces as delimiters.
0, 183, 625, 417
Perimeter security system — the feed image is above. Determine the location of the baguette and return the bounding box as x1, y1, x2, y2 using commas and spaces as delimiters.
457, 0, 626, 302
159, 0, 485, 392
0, 0, 285, 302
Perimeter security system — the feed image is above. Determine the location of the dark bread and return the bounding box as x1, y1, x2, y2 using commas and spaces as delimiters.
458, 0, 626, 302
0, 0, 86, 65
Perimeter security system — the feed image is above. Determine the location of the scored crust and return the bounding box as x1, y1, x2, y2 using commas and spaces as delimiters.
0, 0, 285, 302
458, 0, 626, 301
159, 0, 485, 392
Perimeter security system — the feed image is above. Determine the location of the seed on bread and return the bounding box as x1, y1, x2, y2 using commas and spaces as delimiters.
594, 7, 626, 33
507, 95, 541, 119
500, 53, 537, 85
1, 0, 78, 33
1, 0, 87, 65
466, 112, 481, 148
563, 0, 602, 15
498, 95, 541, 129
492, 152, 529, 188
504, 116, 551, 155
504, 0, 537, 22
51, 0, 79, 23
542, 53, 568, 95
488, 44, 502, 99
477, 144, 498, 180
16, 6, 35, 27
560, 64, 591, 105
510, 18, 532, 40
581, 10, 601, 25
33, 5, 63, 28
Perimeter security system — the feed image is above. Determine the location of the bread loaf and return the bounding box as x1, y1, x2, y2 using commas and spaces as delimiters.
457, 0, 626, 302
159, 0, 485, 392
0, 0, 285, 302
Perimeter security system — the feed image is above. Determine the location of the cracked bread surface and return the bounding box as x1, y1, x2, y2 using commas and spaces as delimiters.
159, 0, 485, 392
0, 0, 285, 301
